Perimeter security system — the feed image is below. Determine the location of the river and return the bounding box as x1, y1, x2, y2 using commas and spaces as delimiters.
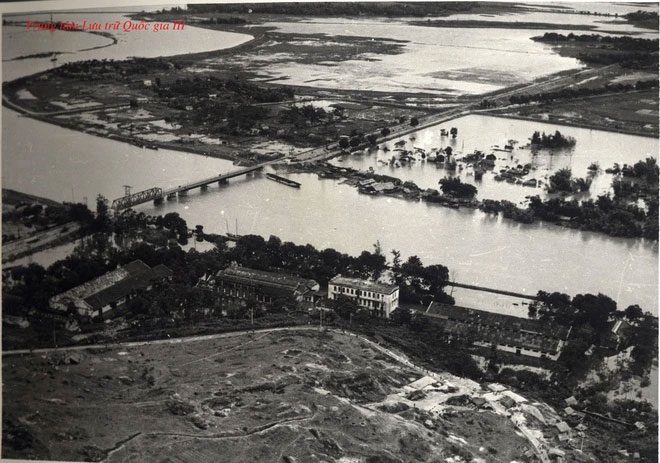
2, 12, 252, 82
2, 11, 658, 316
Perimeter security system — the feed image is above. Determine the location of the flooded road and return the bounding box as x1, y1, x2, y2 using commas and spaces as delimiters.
332, 114, 659, 203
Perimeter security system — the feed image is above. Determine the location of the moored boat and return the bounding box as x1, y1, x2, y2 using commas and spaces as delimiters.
266, 173, 301, 188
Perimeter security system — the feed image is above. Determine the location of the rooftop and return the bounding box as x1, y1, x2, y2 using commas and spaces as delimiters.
426, 303, 569, 339
84, 263, 173, 311
50, 260, 172, 313
423, 303, 570, 354
329, 276, 398, 295
216, 266, 319, 292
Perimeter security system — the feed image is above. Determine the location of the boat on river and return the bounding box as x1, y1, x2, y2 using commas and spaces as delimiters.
266, 173, 301, 188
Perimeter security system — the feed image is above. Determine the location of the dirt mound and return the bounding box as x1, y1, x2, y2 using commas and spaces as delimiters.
377, 402, 411, 414
46, 351, 83, 366
165, 396, 196, 416
2, 419, 50, 460
323, 369, 395, 403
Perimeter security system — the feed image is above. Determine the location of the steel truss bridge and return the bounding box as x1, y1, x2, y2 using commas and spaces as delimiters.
111, 165, 264, 211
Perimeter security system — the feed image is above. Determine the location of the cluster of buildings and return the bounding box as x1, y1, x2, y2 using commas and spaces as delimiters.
203, 266, 400, 318
47, 262, 570, 361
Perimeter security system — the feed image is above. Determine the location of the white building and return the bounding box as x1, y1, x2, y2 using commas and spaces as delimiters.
328, 276, 399, 318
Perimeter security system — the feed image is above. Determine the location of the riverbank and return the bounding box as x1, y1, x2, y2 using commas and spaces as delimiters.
2, 188, 60, 207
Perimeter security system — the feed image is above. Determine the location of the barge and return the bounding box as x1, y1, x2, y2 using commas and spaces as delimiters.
266, 173, 301, 188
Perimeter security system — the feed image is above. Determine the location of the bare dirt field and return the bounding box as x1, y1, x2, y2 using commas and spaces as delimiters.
3, 328, 558, 462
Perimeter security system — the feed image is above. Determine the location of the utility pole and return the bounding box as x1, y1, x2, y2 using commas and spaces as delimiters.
319, 307, 323, 330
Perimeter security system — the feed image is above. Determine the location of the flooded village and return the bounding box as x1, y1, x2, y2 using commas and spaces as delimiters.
1, 2, 659, 462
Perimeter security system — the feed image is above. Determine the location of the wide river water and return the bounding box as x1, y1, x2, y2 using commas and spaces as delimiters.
2, 11, 658, 316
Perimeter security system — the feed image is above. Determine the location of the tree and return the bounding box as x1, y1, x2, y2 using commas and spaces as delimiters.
338, 137, 349, 149
548, 168, 573, 193
331, 295, 359, 320
531, 291, 573, 324
381, 127, 391, 136
438, 177, 477, 198
572, 293, 617, 335
357, 250, 386, 280
410, 117, 419, 127
422, 264, 449, 293
390, 249, 403, 286
402, 255, 424, 288
94, 194, 111, 231
624, 304, 643, 320
390, 306, 412, 325
271, 294, 299, 313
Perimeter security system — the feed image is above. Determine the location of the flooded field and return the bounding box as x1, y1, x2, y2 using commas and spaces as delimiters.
331, 114, 659, 203
254, 19, 585, 95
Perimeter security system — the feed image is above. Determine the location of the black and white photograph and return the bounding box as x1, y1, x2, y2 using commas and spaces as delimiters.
1, 0, 658, 461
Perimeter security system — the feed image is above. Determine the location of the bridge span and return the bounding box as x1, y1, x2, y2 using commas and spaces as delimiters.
111, 164, 264, 211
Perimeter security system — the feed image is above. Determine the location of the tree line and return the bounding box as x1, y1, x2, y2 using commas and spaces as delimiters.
479, 193, 656, 239
187, 2, 486, 17
529, 290, 657, 377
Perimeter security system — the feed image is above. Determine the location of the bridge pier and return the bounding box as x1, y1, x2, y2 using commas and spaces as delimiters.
153, 197, 164, 206
178, 190, 188, 197
167, 193, 176, 200
218, 179, 228, 185
200, 185, 208, 191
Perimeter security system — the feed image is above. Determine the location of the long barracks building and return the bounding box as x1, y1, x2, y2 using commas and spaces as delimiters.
423, 302, 571, 360
213, 266, 321, 306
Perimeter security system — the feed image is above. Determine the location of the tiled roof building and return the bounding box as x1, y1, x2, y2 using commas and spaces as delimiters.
49, 260, 172, 319
214, 266, 320, 306
423, 302, 571, 360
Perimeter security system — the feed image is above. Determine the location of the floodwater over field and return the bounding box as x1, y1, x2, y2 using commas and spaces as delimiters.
2, 12, 252, 81
331, 114, 659, 204
256, 19, 584, 95
3, 108, 658, 315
